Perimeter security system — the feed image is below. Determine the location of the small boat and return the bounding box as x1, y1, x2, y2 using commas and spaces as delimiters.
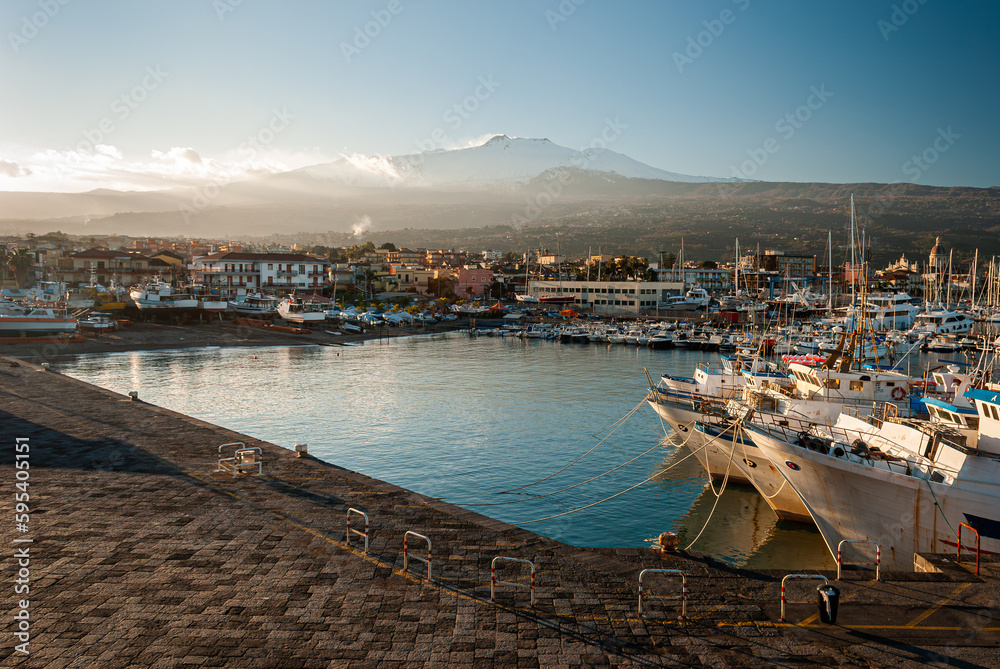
229, 293, 279, 316
78, 312, 117, 332
277, 296, 326, 324
129, 282, 198, 313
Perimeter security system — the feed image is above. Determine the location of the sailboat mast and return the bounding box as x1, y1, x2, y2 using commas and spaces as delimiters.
947, 249, 953, 307
850, 195, 857, 308
735, 238, 740, 297
827, 229, 833, 312
972, 248, 978, 307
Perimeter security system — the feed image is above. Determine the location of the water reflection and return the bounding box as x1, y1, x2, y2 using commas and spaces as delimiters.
58, 334, 838, 568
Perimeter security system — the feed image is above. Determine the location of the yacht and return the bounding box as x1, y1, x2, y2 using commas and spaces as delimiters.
910, 309, 975, 336
659, 285, 711, 311
844, 292, 921, 331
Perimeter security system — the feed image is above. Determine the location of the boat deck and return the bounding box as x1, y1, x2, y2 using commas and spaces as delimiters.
2, 356, 998, 667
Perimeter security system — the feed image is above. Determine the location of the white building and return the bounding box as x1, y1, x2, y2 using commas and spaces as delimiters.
526, 279, 686, 315
654, 268, 731, 293
190, 252, 331, 296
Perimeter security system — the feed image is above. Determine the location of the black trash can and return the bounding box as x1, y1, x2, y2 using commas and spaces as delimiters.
817, 585, 840, 624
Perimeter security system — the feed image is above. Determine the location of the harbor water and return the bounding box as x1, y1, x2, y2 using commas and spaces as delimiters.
55, 331, 967, 570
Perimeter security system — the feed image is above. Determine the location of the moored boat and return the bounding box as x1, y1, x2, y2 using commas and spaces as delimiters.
744, 387, 1000, 570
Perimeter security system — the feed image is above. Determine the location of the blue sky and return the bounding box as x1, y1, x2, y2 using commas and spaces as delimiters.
1, 0, 997, 192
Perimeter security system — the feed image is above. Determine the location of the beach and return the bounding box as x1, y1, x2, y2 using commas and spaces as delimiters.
0, 319, 466, 360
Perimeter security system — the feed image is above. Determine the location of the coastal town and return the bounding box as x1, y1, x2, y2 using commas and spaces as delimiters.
3, 227, 1000, 667
1, 228, 996, 320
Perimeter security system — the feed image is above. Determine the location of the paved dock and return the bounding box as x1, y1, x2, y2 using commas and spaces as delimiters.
2, 356, 998, 668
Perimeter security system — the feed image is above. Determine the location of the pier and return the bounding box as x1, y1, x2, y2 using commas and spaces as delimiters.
2, 356, 998, 667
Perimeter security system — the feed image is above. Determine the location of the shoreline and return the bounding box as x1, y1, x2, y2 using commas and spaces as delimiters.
0, 318, 468, 360
1, 354, 996, 666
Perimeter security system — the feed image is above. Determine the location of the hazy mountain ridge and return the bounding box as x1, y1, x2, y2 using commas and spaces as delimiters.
1, 135, 997, 245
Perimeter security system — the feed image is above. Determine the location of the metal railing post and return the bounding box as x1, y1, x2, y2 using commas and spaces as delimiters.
780, 574, 829, 622
837, 539, 881, 581
403, 531, 432, 581
958, 523, 981, 575
638, 569, 686, 619
347, 508, 370, 554
216, 442, 246, 473
490, 557, 536, 607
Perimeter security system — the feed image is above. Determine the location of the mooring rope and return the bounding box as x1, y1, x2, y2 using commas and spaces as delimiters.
490, 398, 647, 495
682, 419, 743, 550
512, 420, 740, 526
739, 425, 789, 500
458, 437, 668, 507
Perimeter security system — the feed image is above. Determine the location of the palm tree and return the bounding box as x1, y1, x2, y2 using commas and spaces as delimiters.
6, 247, 34, 288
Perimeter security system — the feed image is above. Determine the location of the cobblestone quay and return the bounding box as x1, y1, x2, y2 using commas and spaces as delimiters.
2, 355, 997, 667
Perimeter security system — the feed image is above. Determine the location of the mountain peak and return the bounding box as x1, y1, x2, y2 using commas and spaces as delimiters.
300, 135, 736, 189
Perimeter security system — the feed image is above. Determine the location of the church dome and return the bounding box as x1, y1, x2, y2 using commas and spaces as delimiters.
929, 236, 945, 258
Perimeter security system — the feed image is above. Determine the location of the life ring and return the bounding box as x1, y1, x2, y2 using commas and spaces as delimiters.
891, 386, 906, 400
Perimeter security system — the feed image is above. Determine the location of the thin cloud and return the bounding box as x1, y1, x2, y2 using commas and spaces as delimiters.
0, 145, 328, 193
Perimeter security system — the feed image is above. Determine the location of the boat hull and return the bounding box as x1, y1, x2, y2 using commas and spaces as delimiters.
0, 318, 78, 335
747, 425, 1000, 570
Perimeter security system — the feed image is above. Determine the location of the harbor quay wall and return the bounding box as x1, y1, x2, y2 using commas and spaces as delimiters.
1, 355, 997, 668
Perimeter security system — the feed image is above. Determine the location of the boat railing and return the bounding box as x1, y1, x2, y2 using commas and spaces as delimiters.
766, 418, 963, 481
649, 388, 731, 414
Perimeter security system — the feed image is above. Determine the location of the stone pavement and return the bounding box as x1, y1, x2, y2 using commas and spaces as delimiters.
1, 356, 997, 667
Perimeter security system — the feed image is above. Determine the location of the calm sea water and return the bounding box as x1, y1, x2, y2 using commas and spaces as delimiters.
59, 331, 962, 570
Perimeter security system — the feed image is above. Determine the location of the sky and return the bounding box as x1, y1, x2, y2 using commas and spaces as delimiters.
1, 0, 998, 193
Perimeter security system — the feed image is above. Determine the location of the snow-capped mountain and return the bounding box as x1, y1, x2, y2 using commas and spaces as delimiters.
294, 135, 735, 190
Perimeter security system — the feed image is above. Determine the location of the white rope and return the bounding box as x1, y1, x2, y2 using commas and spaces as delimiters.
682, 419, 743, 550
513, 420, 740, 526
491, 398, 647, 495
460, 437, 666, 507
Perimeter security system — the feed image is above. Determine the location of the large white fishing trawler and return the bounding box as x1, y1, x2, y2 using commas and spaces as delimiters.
744, 379, 1000, 570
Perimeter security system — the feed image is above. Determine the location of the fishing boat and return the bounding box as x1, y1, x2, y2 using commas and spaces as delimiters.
0, 303, 78, 336
229, 293, 279, 316
78, 312, 117, 333
129, 282, 199, 314
744, 384, 1000, 570
645, 355, 789, 487
193, 288, 228, 315
277, 296, 326, 324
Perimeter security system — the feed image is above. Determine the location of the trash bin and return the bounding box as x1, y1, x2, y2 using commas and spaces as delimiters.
817, 584, 840, 624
